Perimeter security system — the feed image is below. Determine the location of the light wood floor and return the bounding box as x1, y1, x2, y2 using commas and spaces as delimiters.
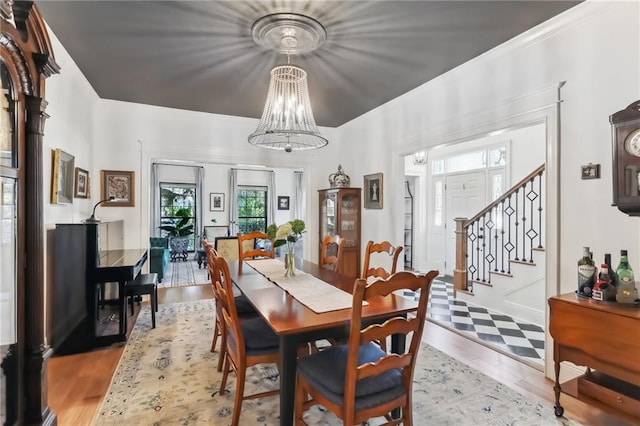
48, 285, 637, 426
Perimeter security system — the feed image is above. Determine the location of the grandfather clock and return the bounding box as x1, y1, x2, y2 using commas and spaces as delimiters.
1, 1, 60, 424
610, 100, 640, 216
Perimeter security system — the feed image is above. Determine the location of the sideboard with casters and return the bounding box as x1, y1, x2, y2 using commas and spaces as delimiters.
548, 293, 640, 421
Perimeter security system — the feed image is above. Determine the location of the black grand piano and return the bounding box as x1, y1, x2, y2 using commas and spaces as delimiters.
52, 220, 147, 355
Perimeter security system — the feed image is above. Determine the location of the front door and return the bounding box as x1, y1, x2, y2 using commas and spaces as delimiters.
444, 172, 486, 276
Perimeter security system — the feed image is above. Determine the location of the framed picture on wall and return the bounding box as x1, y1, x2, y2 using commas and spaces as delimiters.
101, 170, 135, 207
50, 148, 75, 204
74, 167, 89, 198
210, 193, 224, 211
363, 173, 383, 209
278, 196, 290, 210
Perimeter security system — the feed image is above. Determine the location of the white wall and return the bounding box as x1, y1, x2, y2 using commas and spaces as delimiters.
338, 1, 639, 291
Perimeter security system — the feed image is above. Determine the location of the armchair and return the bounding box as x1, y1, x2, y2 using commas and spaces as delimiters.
149, 237, 170, 283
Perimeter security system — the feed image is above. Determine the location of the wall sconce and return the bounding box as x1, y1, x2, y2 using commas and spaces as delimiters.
414, 151, 427, 165
83, 196, 115, 223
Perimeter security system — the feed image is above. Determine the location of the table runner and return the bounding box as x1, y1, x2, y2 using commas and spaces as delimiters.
245, 259, 364, 313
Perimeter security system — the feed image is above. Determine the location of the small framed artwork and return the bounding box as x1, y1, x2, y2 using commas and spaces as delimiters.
101, 170, 135, 207
210, 193, 224, 211
51, 148, 75, 204
203, 225, 228, 240
581, 163, 600, 180
74, 167, 89, 198
278, 195, 290, 210
364, 173, 383, 209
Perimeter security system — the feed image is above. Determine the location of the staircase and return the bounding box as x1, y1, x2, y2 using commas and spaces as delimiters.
453, 164, 546, 326
456, 247, 546, 325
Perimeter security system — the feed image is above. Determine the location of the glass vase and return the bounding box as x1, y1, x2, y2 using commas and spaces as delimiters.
284, 242, 296, 277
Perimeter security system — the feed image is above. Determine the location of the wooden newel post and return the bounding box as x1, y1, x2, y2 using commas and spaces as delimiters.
453, 218, 468, 295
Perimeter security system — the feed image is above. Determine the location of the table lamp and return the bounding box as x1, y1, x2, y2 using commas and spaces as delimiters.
83, 196, 116, 223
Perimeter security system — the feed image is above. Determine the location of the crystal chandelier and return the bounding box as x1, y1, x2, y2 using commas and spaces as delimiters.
248, 13, 328, 152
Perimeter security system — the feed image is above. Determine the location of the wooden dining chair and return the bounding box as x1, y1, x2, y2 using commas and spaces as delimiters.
213, 255, 281, 426
361, 240, 403, 280
319, 235, 346, 273
237, 231, 275, 263
294, 269, 439, 426
204, 240, 256, 373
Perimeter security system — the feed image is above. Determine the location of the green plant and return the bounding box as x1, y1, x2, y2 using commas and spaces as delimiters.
158, 208, 194, 237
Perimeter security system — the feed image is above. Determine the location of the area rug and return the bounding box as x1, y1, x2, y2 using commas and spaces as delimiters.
94, 300, 578, 425
161, 259, 210, 288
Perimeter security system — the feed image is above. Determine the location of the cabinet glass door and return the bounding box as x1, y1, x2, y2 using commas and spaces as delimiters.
340, 193, 358, 247
321, 192, 336, 237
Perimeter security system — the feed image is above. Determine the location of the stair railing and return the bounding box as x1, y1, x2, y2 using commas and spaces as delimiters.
454, 164, 545, 293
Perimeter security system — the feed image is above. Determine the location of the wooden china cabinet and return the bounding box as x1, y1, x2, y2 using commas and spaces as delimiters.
318, 188, 361, 278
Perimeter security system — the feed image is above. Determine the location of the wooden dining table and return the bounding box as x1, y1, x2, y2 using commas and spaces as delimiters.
228, 257, 420, 426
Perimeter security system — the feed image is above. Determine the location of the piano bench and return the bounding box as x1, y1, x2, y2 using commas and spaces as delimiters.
125, 273, 158, 328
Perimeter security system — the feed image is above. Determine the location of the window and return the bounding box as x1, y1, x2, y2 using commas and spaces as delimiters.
237, 186, 267, 233
159, 183, 196, 250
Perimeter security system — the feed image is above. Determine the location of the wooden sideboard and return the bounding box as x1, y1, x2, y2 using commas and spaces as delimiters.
548, 293, 640, 420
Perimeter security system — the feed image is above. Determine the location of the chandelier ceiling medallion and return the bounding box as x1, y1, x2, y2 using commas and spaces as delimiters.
248, 13, 328, 152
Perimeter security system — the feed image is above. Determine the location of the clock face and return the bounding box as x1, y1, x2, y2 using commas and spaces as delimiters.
624, 128, 640, 157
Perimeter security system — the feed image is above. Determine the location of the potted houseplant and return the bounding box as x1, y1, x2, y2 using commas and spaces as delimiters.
158, 208, 194, 261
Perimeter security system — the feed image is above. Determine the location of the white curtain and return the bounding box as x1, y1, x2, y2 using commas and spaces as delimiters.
197, 166, 204, 244
150, 163, 160, 237
293, 171, 304, 220
267, 170, 276, 225
228, 169, 238, 236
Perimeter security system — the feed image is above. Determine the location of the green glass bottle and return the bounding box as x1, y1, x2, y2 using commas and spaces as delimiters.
615, 250, 637, 304
577, 246, 596, 296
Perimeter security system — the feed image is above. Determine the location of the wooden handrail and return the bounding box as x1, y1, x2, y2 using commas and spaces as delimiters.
464, 164, 545, 227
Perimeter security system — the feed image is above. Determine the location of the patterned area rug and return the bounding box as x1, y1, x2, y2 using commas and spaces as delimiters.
94, 300, 578, 425
161, 259, 210, 288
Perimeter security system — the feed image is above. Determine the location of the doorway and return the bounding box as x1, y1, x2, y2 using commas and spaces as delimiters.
159, 183, 197, 251
444, 172, 487, 276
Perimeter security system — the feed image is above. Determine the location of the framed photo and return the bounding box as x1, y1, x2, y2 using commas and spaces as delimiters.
364, 173, 383, 209
203, 225, 228, 240
101, 170, 135, 207
50, 148, 75, 204
210, 193, 225, 211
581, 163, 600, 180
74, 167, 89, 198
278, 195, 290, 210
214, 237, 240, 260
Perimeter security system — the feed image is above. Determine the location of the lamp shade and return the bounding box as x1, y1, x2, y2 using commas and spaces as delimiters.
248, 64, 328, 152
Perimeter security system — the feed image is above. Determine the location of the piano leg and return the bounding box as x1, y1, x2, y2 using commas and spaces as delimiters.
118, 280, 127, 337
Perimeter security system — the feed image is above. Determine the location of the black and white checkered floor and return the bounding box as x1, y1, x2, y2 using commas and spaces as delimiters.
404, 276, 545, 367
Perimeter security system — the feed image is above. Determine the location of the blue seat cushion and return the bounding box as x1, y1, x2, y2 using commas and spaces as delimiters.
234, 294, 257, 316
297, 342, 403, 407
241, 317, 279, 350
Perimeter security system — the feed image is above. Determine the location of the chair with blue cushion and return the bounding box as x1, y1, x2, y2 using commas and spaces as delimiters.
203, 240, 257, 373
237, 231, 275, 264
294, 269, 439, 426
213, 255, 281, 426
149, 237, 170, 283
361, 240, 403, 280
320, 235, 346, 273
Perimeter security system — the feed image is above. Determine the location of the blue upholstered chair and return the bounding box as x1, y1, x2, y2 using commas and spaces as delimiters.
294, 270, 439, 426
149, 237, 170, 283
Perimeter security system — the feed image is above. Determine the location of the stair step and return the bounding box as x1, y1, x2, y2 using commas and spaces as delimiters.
490, 270, 513, 278
510, 259, 537, 266
471, 279, 493, 287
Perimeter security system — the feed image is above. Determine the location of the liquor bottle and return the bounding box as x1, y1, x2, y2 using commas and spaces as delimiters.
577, 246, 596, 296
604, 253, 617, 287
592, 264, 612, 301
616, 250, 637, 303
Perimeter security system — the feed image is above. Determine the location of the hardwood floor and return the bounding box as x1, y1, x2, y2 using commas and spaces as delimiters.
48, 285, 636, 425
